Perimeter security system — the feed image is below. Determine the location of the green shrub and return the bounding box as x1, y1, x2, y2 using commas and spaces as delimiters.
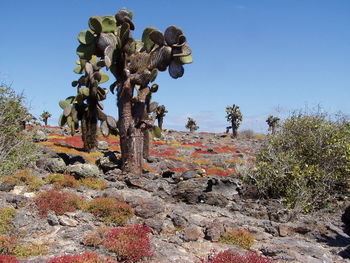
84, 198, 134, 226
1, 169, 44, 191
253, 110, 350, 211
219, 229, 255, 249
0, 208, 16, 233
0, 83, 39, 177
45, 173, 79, 189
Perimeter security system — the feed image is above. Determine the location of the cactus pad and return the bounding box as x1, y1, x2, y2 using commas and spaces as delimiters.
89, 16, 103, 34
142, 26, 156, 52
164, 26, 183, 46
168, 60, 184, 79
78, 30, 95, 45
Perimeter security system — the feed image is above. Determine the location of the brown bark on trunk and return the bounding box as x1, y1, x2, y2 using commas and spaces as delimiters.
117, 77, 145, 175
81, 89, 98, 152
232, 123, 238, 138
143, 130, 150, 160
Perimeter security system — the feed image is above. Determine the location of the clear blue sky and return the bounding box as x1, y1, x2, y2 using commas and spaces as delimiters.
1, 0, 349, 133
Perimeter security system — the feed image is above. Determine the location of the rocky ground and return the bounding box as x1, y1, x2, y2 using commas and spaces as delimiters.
0, 127, 349, 263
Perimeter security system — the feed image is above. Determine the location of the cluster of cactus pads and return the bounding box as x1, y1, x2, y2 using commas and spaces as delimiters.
266, 115, 280, 134
226, 104, 242, 138
75, 8, 192, 86
60, 8, 191, 172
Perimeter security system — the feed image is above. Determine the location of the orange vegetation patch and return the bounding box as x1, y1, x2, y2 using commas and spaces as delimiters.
225, 159, 245, 165
205, 167, 236, 176
168, 156, 189, 162
193, 159, 211, 165
213, 146, 238, 153
181, 142, 208, 148
99, 135, 120, 145
149, 147, 177, 157
142, 163, 159, 174
38, 141, 103, 164
152, 141, 167, 146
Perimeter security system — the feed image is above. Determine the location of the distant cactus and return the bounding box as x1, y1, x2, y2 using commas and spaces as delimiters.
40, 111, 51, 126
72, 8, 192, 174
186, 117, 199, 132
226, 104, 242, 138
156, 105, 168, 130
266, 115, 280, 134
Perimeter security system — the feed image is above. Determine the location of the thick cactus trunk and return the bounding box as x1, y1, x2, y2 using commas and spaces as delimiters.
231, 122, 238, 138
143, 130, 150, 160
81, 93, 98, 152
158, 117, 163, 130
117, 77, 145, 176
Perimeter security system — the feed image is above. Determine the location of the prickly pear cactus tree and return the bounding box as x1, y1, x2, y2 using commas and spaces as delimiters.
226, 104, 242, 138
58, 57, 118, 151
156, 105, 168, 130
40, 111, 51, 126
75, 8, 192, 174
185, 117, 199, 132
266, 115, 280, 134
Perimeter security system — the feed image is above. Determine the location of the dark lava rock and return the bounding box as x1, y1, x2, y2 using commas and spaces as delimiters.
0, 182, 15, 192
172, 178, 211, 204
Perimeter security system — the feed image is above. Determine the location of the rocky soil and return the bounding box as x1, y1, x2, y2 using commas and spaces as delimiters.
1, 128, 349, 263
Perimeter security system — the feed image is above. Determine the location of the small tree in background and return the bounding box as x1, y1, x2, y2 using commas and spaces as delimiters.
186, 117, 199, 132
40, 111, 52, 126
226, 104, 242, 138
266, 115, 280, 134
72, 8, 192, 174
156, 105, 168, 130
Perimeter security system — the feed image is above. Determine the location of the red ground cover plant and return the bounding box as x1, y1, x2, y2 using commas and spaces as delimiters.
213, 146, 238, 153
205, 167, 236, 176
0, 255, 19, 263
150, 146, 177, 157
182, 142, 208, 148
34, 189, 83, 217
47, 251, 118, 263
152, 141, 166, 146
104, 224, 153, 262
0, 235, 17, 254
201, 249, 275, 263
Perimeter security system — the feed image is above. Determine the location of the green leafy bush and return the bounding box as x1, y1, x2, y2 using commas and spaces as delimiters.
84, 197, 133, 226
253, 110, 350, 211
219, 229, 255, 249
0, 83, 38, 177
1, 168, 44, 191
0, 208, 16, 233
